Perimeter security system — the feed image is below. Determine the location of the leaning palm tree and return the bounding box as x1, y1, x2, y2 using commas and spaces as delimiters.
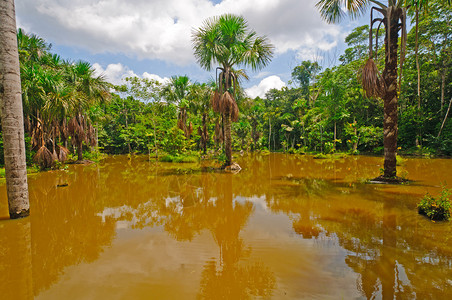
0, 0, 30, 218
192, 14, 274, 167
317, 0, 409, 179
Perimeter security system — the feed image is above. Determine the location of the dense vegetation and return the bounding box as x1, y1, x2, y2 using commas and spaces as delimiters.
0, 1, 451, 171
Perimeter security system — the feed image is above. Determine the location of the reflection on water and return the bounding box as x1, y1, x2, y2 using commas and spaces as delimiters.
1, 154, 451, 299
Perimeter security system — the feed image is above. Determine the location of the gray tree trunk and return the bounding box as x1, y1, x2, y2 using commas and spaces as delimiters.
0, 0, 30, 218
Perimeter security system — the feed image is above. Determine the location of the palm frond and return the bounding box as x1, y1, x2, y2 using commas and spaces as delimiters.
34, 145, 54, 169
361, 58, 385, 98
316, 0, 372, 23
219, 92, 239, 122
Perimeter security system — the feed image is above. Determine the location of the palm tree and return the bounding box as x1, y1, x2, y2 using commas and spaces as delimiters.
18, 30, 73, 168
0, 0, 30, 218
65, 61, 110, 161
162, 75, 192, 138
192, 14, 274, 167
189, 82, 213, 154
317, 0, 409, 179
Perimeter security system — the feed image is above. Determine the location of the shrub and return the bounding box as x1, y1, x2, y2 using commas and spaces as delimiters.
418, 186, 451, 221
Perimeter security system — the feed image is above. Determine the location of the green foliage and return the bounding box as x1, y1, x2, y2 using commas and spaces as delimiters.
418, 185, 451, 221
161, 127, 188, 155
159, 153, 199, 163
216, 152, 227, 164
82, 150, 107, 162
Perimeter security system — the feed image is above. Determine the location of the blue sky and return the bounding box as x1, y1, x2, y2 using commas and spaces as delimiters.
15, 0, 369, 98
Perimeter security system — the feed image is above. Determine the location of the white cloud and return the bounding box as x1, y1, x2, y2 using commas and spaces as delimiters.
16, 0, 345, 66
93, 63, 169, 85
246, 75, 286, 99
142, 72, 170, 85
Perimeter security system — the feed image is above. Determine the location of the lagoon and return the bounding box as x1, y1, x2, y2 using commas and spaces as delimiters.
1, 154, 451, 299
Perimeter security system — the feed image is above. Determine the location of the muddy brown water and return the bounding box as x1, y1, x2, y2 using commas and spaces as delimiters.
0, 154, 451, 299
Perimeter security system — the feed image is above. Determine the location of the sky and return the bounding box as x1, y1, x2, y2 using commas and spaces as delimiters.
15, 0, 369, 99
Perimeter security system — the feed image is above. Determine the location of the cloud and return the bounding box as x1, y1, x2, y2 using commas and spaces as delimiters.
16, 0, 346, 66
246, 75, 286, 99
142, 72, 171, 85
93, 63, 169, 85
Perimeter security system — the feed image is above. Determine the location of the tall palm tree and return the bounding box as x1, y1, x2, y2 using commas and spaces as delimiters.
317, 0, 409, 179
192, 14, 274, 167
0, 0, 30, 218
65, 61, 110, 161
162, 75, 192, 138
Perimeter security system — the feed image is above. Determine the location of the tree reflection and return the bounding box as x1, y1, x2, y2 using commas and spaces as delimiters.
198, 174, 275, 299
92, 156, 276, 298
0, 164, 117, 299
261, 164, 452, 299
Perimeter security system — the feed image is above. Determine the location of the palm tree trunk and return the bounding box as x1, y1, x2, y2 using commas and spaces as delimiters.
224, 112, 232, 166
0, 0, 30, 219
77, 141, 83, 161
382, 11, 400, 178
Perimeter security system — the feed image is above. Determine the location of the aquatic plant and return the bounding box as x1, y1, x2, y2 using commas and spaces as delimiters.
418, 185, 451, 221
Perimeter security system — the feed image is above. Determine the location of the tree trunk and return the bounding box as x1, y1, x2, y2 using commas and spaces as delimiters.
202, 113, 207, 154
438, 97, 452, 138
440, 71, 445, 114
333, 121, 337, 150
224, 112, 232, 166
125, 109, 131, 154
382, 11, 400, 178
415, 7, 421, 147
77, 141, 83, 161
0, 0, 30, 219
268, 117, 271, 151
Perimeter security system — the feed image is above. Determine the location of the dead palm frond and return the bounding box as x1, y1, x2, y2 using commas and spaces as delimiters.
361, 58, 385, 98
211, 90, 221, 113
34, 145, 54, 169
56, 145, 70, 162
68, 115, 86, 144
219, 92, 239, 121
88, 124, 96, 147
214, 120, 220, 143
188, 122, 193, 137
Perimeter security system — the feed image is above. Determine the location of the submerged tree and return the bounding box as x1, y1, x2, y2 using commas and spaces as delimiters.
0, 0, 30, 218
192, 14, 274, 167
317, 0, 409, 179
